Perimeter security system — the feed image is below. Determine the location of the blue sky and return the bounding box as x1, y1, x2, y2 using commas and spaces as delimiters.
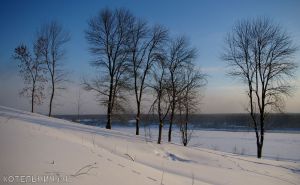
0, 0, 299, 114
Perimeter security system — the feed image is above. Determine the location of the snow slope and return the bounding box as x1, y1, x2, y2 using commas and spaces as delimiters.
0, 106, 299, 185
113, 126, 300, 161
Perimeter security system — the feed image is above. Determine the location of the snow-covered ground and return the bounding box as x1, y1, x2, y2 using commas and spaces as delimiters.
0, 105, 299, 185
113, 126, 300, 161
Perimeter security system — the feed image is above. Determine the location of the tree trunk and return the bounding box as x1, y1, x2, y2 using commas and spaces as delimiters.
158, 121, 163, 144
184, 121, 188, 146
182, 121, 188, 147
31, 83, 35, 113
181, 130, 185, 146
255, 128, 264, 158
106, 77, 113, 129
106, 92, 112, 129
183, 102, 189, 147
31, 97, 34, 113
48, 81, 54, 117
258, 115, 264, 158
106, 106, 112, 129
168, 99, 175, 142
257, 142, 262, 158
48, 90, 54, 116
135, 103, 140, 135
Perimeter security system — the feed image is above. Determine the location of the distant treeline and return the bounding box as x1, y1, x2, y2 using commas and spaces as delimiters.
54, 113, 300, 130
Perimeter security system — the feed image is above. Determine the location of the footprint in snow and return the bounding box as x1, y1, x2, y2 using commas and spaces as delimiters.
147, 177, 157, 182
118, 163, 125, 168
131, 170, 141, 175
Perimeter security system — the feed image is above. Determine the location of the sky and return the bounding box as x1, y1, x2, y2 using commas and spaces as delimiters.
0, 0, 299, 115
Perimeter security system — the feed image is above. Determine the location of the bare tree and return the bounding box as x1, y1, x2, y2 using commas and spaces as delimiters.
223, 17, 297, 158
178, 64, 206, 146
128, 18, 168, 135
13, 37, 47, 113
166, 36, 197, 142
149, 56, 171, 144
84, 8, 132, 129
38, 21, 70, 117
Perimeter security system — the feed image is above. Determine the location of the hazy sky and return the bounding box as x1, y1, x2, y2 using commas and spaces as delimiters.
0, 0, 299, 115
